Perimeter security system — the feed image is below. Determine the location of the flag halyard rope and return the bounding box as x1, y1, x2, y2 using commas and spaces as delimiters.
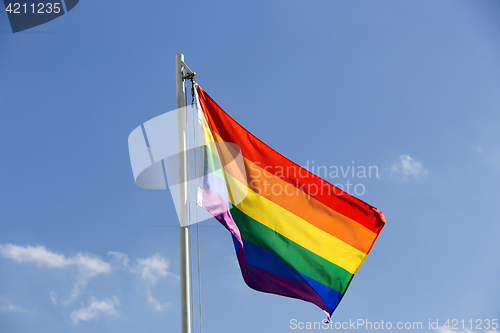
183, 75, 202, 333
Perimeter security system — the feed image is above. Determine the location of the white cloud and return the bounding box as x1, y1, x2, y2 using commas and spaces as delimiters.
107, 251, 129, 267
0, 244, 68, 268
1, 244, 178, 316
132, 253, 177, 284
73, 253, 112, 276
0, 244, 111, 275
70, 297, 119, 324
0, 297, 26, 313
146, 291, 169, 311
131, 254, 177, 311
0, 244, 112, 305
50, 292, 58, 305
390, 154, 427, 180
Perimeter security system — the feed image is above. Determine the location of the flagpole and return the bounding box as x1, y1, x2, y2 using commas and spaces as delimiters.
176, 53, 191, 333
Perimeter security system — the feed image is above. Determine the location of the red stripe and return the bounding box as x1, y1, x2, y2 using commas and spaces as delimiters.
197, 85, 385, 235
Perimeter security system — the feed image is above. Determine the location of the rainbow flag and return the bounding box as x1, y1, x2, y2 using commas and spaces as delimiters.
196, 85, 385, 319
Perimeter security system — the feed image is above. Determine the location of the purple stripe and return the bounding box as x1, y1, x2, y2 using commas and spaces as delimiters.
201, 187, 242, 245
239, 260, 328, 314
200, 186, 228, 217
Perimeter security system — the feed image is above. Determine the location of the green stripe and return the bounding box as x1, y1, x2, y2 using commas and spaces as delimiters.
204, 145, 225, 181
230, 205, 352, 294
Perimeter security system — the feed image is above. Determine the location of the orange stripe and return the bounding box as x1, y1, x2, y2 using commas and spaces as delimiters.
241, 158, 378, 254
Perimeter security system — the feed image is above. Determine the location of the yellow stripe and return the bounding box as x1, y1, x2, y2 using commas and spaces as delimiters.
201, 117, 366, 273
202, 121, 377, 253
224, 171, 366, 274
201, 119, 217, 152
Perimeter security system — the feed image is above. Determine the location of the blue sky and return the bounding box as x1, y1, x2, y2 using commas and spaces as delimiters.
1, 1, 500, 332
